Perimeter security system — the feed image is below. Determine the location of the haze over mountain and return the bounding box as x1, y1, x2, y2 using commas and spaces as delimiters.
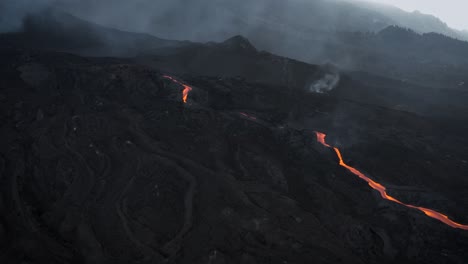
365, 0, 468, 31
0, 10, 188, 57
2, 5, 468, 117
2, 0, 467, 40
38, 0, 464, 41
6, 0, 468, 88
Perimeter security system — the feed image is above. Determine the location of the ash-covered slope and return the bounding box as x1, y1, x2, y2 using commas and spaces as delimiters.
137, 34, 468, 119
3, 9, 468, 93
1, 48, 467, 264
100, 0, 467, 89
0, 10, 187, 57
3, 2, 468, 92
137, 35, 324, 90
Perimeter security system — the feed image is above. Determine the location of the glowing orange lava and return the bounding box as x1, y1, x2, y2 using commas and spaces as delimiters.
163, 75, 193, 103
315, 131, 468, 230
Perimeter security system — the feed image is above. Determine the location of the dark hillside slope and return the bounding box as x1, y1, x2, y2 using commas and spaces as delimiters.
137, 34, 468, 119
0, 48, 467, 264
0, 10, 186, 57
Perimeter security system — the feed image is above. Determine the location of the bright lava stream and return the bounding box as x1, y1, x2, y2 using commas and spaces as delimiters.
315, 132, 468, 230
163, 75, 193, 103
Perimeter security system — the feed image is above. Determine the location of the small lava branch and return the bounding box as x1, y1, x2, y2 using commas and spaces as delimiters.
239, 112, 257, 121
315, 132, 468, 230
163, 75, 193, 103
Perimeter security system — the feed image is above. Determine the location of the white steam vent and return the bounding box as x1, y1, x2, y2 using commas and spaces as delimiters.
309, 72, 340, 94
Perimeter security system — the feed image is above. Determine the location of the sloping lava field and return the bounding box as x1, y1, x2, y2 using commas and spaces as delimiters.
0, 48, 467, 264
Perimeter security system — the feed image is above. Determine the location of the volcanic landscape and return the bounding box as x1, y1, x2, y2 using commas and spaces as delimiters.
1, 5, 468, 264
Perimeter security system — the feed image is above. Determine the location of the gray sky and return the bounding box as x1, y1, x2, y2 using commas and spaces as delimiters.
369, 0, 468, 30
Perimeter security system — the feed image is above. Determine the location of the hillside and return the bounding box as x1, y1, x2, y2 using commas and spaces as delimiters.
1, 47, 468, 264
68, 0, 468, 42
0, 10, 187, 57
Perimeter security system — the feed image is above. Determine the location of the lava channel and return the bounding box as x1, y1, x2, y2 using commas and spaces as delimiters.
163, 75, 193, 103
239, 112, 257, 121
315, 131, 468, 230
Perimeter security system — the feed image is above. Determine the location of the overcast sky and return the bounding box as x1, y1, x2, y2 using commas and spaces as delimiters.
369, 0, 468, 31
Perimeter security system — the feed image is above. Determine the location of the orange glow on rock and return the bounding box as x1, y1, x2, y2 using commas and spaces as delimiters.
163, 75, 193, 103
315, 131, 468, 230
239, 112, 257, 121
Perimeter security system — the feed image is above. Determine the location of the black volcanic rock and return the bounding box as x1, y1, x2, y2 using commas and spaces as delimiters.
219, 35, 257, 52
0, 4, 468, 264
136, 35, 324, 93
0, 48, 468, 264
135, 34, 468, 119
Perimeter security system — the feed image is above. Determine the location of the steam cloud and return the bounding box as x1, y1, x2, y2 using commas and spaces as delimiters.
309, 72, 341, 94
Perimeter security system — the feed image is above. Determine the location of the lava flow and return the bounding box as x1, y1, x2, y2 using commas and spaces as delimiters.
163, 75, 193, 103
315, 132, 468, 230
239, 112, 257, 121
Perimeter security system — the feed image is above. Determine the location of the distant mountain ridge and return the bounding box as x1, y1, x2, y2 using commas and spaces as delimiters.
0, 9, 188, 57
351, 0, 467, 40
2, 8, 467, 90
68, 0, 468, 42
60, 0, 468, 86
